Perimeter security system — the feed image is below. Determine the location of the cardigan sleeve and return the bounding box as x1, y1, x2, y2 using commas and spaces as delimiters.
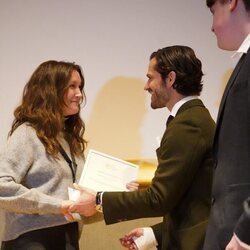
0, 125, 63, 215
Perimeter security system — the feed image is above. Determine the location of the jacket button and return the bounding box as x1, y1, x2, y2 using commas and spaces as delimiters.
214, 160, 217, 169
211, 196, 215, 205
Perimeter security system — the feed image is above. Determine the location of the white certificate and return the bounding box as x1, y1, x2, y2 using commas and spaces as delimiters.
78, 149, 139, 191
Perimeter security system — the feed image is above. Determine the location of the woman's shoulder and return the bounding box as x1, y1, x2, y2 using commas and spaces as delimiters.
12, 123, 36, 136
8, 123, 38, 145
2, 123, 39, 155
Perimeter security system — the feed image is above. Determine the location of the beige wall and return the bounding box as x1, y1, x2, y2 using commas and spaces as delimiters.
0, 0, 233, 156
0, 0, 234, 249
85, 76, 146, 159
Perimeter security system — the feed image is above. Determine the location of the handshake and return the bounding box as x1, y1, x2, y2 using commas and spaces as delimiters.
61, 184, 98, 221
61, 181, 139, 221
60, 181, 152, 250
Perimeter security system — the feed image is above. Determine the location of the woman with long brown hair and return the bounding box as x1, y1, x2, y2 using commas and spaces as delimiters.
0, 60, 86, 250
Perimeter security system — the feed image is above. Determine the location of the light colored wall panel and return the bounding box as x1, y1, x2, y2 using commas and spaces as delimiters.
0, 0, 233, 249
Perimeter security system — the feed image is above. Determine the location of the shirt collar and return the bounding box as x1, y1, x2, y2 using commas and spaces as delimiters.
232, 33, 250, 59
170, 96, 198, 117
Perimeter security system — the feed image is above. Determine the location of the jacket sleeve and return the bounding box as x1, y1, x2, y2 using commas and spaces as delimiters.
102, 115, 210, 224
234, 183, 250, 243
234, 74, 250, 244
151, 223, 163, 250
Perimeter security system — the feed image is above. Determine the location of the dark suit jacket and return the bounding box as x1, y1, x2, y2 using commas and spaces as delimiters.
102, 99, 215, 250
203, 50, 250, 250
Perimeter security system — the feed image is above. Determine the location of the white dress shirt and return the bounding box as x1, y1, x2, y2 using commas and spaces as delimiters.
232, 33, 250, 59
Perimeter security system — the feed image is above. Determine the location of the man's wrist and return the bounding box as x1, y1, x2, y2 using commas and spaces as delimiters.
95, 191, 104, 212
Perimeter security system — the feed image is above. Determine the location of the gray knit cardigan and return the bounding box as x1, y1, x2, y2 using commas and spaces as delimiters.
0, 124, 84, 240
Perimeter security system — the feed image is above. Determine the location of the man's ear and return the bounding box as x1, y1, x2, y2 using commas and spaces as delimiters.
165, 71, 176, 88
229, 0, 238, 12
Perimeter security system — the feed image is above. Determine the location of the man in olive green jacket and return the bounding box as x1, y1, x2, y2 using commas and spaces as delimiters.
71, 45, 215, 250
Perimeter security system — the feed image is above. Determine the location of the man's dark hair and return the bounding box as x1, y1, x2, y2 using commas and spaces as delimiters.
150, 45, 203, 96
206, 0, 250, 11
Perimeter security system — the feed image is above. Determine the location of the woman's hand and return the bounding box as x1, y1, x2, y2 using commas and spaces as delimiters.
126, 181, 139, 191
61, 200, 75, 221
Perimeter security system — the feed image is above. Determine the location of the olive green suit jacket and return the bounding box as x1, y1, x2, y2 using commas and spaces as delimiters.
102, 99, 215, 250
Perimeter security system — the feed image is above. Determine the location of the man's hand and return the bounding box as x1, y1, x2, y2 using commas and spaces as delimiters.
69, 184, 97, 217
226, 235, 248, 250
119, 228, 144, 250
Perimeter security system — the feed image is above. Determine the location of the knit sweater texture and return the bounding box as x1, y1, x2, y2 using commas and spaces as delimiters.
0, 124, 84, 240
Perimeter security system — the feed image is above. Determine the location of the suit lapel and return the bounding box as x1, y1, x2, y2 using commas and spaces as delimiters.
213, 53, 247, 158
164, 99, 203, 132
216, 54, 246, 124
157, 99, 204, 156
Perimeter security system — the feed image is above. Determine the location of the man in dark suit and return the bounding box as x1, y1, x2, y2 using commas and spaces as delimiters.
203, 0, 250, 250
71, 45, 215, 250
